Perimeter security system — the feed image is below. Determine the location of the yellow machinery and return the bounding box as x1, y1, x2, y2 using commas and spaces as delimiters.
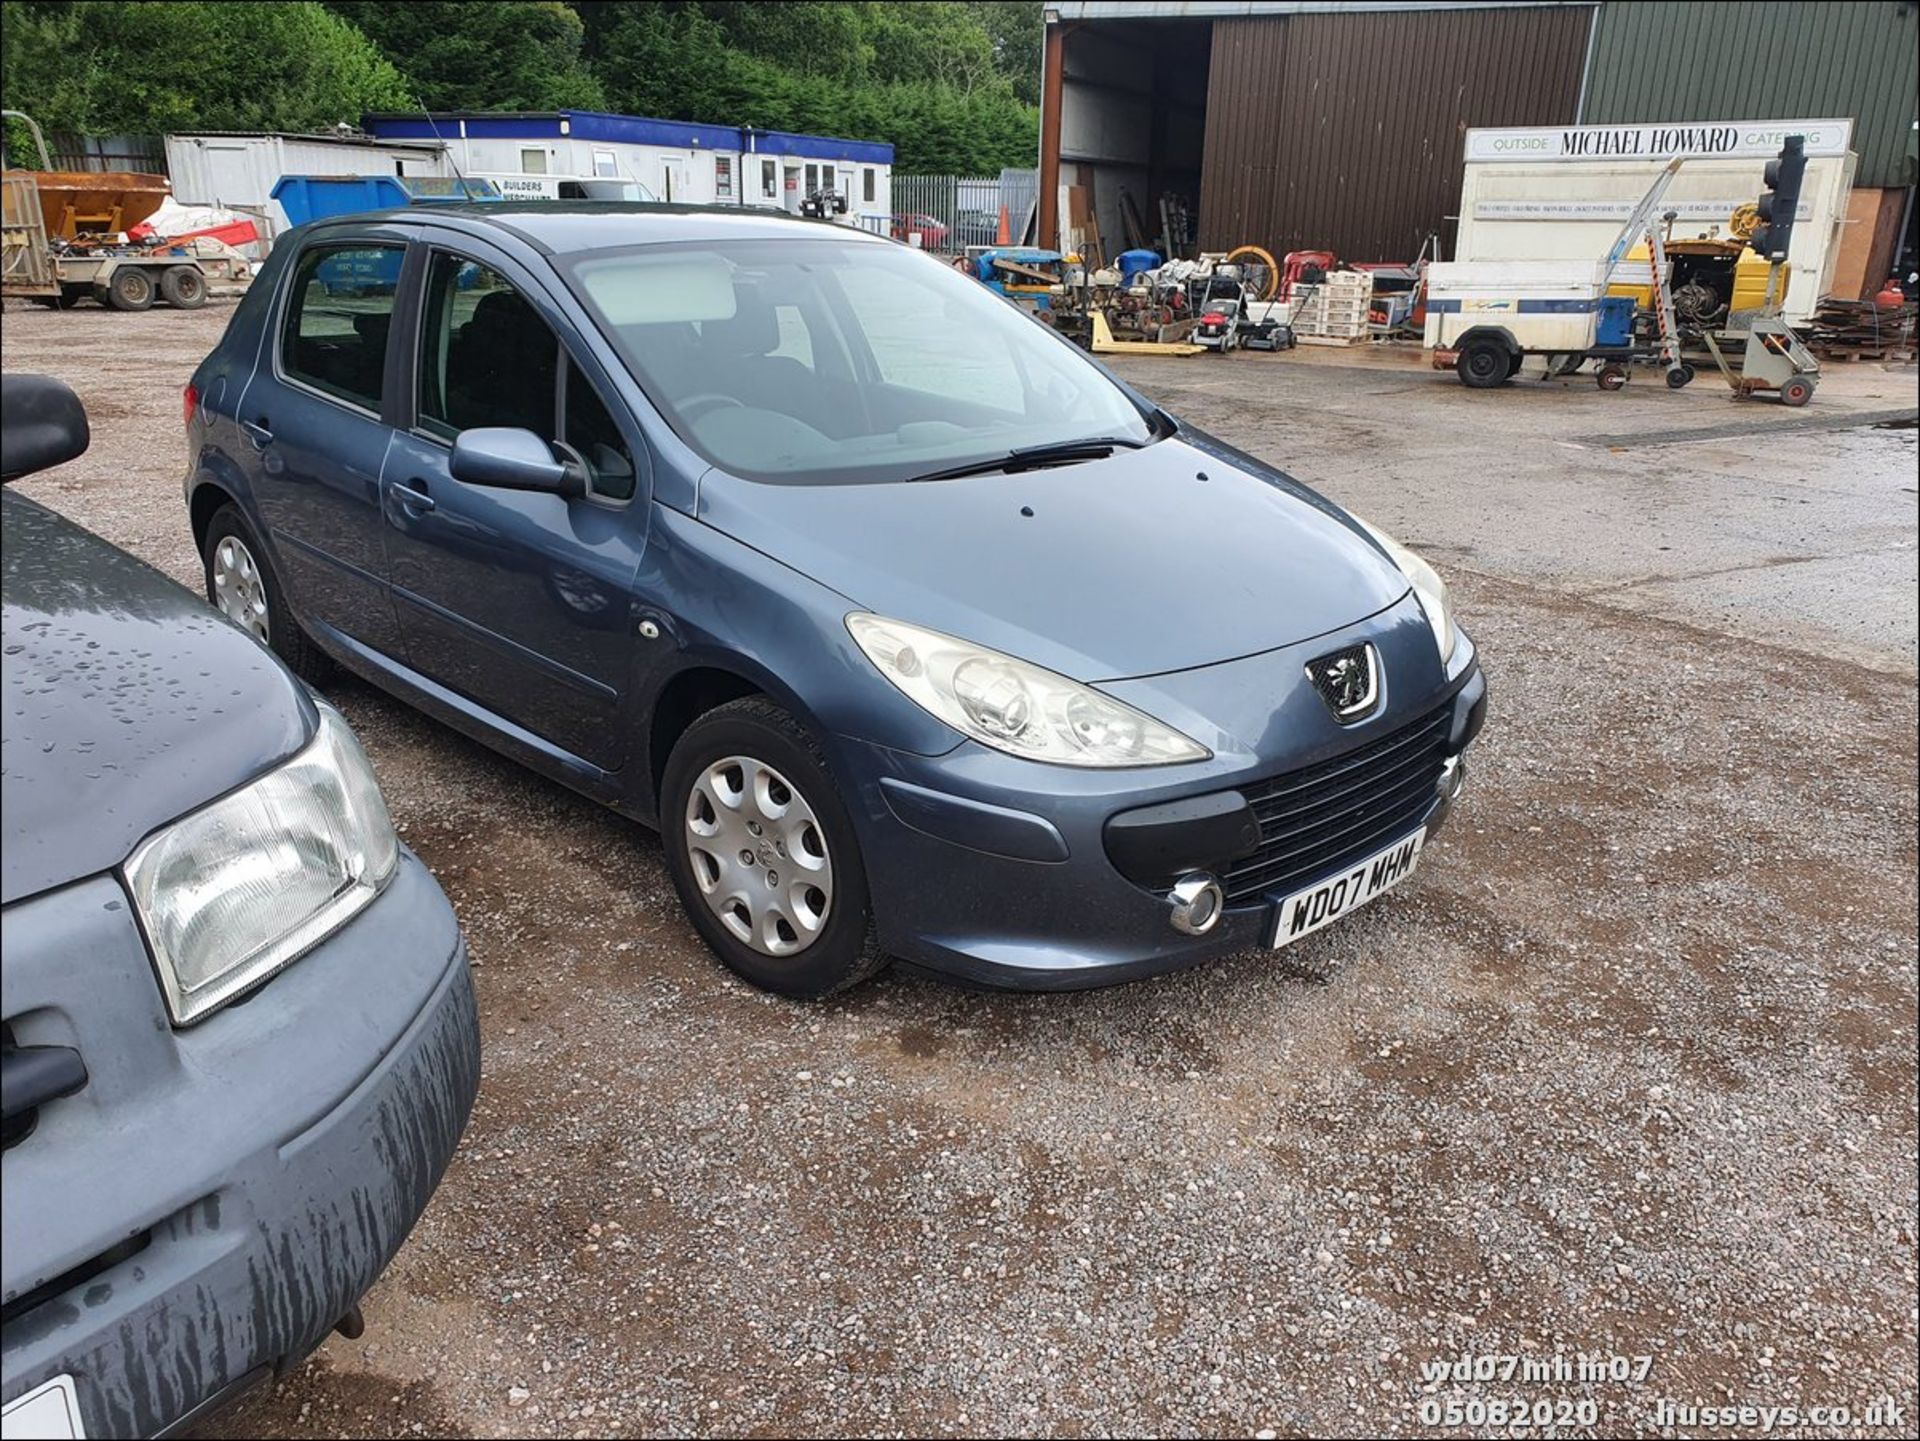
1606, 205, 1785, 335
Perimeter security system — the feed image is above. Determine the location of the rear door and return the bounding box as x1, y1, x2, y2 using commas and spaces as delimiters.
381, 238, 649, 770
233, 224, 411, 656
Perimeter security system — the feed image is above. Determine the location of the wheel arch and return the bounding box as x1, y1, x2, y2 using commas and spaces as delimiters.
644, 662, 769, 818
1454, 324, 1521, 356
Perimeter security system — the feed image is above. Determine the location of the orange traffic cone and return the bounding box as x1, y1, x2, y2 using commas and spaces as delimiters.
996, 204, 1011, 246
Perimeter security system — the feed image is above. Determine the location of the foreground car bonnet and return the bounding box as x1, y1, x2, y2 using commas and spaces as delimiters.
695, 436, 1410, 680
0, 491, 313, 904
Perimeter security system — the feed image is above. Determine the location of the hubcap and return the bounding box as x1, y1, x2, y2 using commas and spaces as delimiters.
684, 755, 833, 957
211, 535, 271, 644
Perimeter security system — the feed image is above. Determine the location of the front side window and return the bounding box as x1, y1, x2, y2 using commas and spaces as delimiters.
281, 243, 402, 411
418, 253, 635, 500
561, 238, 1152, 486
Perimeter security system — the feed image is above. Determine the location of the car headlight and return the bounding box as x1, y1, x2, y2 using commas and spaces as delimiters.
1353, 516, 1457, 665
123, 703, 399, 1025
847, 614, 1210, 767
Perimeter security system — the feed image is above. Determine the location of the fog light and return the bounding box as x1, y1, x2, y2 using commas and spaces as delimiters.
1168, 872, 1224, 935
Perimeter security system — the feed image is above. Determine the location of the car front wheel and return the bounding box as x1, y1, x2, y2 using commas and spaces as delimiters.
661, 697, 887, 999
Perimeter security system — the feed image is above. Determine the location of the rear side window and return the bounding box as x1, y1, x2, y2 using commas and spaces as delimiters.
281, 244, 402, 412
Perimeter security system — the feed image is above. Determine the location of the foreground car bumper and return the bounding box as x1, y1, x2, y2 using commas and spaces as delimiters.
839, 601, 1486, 989
1, 854, 479, 1439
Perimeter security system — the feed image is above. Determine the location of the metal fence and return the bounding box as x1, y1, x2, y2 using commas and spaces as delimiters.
888, 169, 1038, 253
43, 132, 166, 174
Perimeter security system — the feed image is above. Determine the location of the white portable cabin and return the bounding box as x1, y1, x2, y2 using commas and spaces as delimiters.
363, 110, 894, 230
164, 131, 452, 238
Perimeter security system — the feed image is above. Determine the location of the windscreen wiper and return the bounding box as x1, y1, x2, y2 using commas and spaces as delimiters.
904, 436, 1149, 485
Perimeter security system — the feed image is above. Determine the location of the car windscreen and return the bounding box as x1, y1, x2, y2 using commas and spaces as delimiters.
557, 237, 1155, 484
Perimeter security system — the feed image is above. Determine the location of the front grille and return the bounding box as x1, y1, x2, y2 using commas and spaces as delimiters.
1223, 705, 1452, 903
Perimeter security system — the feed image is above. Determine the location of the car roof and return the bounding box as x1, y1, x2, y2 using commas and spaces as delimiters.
309, 202, 894, 256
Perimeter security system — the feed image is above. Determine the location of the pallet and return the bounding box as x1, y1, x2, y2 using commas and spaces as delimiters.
1816, 347, 1915, 363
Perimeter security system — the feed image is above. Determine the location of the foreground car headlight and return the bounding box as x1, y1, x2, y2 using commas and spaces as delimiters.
847, 614, 1210, 767
124, 704, 399, 1025
1353, 516, 1457, 664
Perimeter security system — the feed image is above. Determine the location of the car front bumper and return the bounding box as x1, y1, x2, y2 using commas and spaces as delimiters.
1, 852, 479, 1440
836, 598, 1486, 989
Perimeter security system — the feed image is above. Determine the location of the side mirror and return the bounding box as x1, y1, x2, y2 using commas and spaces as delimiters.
450, 427, 585, 498
1, 374, 91, 484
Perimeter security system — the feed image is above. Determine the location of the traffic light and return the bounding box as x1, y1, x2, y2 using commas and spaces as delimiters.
1748, 135, 1807, 261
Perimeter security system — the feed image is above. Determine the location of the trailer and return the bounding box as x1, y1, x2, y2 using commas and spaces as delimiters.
2, 111, 243, 312
1425, 158, 1692, 391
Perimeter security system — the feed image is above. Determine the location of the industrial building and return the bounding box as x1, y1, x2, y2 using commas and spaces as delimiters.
1039, 0, 1918, 300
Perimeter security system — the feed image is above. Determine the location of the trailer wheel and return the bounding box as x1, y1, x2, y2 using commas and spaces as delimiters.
1665, 363, 1695, 390
105, 267, 155, 312
1457, 339, 1512, 389
1596, 365, 1629, 391
160, 265, 208, 310
1778, 376, 1815, 407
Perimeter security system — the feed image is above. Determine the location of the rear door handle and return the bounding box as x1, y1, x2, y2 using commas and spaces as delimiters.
240, 417, 273, 448
1, 1044, 88, 1125
390, 481, 435, 515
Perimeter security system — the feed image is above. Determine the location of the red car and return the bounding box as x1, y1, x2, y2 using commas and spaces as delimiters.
890, 213, 949, 249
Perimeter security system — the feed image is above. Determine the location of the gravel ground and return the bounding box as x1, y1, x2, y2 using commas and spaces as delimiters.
4, 300, 1916, 1439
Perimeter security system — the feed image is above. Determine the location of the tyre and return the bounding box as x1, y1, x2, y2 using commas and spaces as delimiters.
1456, 340, 1512, 389
662, 697, 887, 999
1505, 349, 1524, 378
1665, 363, 1695, 390
1596, 365, 1629, 392
105, 267, 155, 312
1779, 376, 1815, 407
159, 265, 208, 310
201, 503, 332, 682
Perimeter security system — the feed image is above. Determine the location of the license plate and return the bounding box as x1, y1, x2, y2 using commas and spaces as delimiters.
1270, 827, 1426, 949
2, 1376, 85, 1440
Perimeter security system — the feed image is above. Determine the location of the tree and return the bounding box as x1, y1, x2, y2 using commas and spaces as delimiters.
591, 3, 1038, 174
323, 1, 603, 111
0, 0, 412, 138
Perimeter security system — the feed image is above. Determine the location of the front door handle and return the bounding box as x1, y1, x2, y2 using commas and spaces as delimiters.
240, 417, 273, 448
390, 481, 435, 515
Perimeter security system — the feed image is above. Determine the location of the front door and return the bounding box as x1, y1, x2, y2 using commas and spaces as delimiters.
233, 231, 408, 656
660, 156, 687, 203
382, 244, 648, 770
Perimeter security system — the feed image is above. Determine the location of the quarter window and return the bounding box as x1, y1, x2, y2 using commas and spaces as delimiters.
281, 243, 403, 411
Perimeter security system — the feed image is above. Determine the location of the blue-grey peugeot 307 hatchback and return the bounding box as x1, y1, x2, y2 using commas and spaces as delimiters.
183, 204, 1486, 1000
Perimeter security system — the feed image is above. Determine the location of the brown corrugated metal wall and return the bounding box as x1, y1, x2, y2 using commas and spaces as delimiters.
1198, 6, 1593, 261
